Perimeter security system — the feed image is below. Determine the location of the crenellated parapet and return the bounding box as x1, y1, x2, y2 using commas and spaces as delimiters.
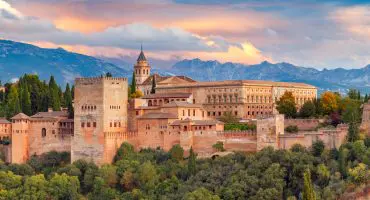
104, 131, 139, 139
216, 130, 257, 138
75, 77, 128, 85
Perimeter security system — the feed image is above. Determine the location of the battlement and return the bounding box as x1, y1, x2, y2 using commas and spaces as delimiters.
216, 130, 256, 137
75, 77, 128, 85
104, 131, 138, 139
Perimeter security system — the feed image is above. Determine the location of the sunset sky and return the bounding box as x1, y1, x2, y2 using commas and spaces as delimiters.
1, 0, 370, 69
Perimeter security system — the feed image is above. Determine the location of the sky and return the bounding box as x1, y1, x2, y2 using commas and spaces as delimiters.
1, 0, 370, 69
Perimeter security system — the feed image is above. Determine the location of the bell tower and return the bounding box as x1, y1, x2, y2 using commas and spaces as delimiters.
134, 45, 151, 85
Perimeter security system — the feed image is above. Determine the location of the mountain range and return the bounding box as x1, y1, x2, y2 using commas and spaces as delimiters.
1, 39, 370, 94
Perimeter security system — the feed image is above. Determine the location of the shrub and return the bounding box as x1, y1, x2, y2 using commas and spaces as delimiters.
285, 125, 298, 133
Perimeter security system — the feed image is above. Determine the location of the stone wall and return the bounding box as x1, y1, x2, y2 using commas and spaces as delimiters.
279, 124, 348, 150
285, 119, 323, 131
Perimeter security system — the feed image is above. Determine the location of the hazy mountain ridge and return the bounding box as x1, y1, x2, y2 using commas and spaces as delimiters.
1, 39, 370, 93
0, 40, 130, 86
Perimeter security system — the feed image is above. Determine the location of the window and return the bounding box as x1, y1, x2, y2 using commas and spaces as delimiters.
193, 110, 195, 116
110, 122, 112, 127
87, 122, 91, 127
188, 109, 190, 116
114, 122, 117, 127
93, 122, 96, 128
136, 111, 139, 116
81, 122, 85, 128
183, 110, 185, 116
41, 128, 46, 137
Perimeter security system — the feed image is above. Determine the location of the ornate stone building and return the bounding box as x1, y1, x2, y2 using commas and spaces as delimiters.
9, 110, 73, 164
2, 49, 349, 165
72, 77, 128, 165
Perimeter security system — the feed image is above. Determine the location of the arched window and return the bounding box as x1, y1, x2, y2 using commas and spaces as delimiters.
41, 128, 46, 137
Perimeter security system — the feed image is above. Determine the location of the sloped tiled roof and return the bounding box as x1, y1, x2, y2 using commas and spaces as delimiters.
157, 80, 316, 89
11, 113, 30, 120
171, 119, 223, 126
142, 93, 192, 99
0, 118, 11, 124
138, 112, 178, 119
141, 74, 196, 85
31, 111, 68, 118
137, 50, 147, 62
162, 101, 203, 108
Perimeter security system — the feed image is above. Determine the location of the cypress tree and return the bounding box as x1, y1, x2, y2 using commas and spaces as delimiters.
188, 146, 196, 176
48, 76, 61, 111
6, 85, 21, 118
64, 84, 74, 119
131, 72, 136, 94
338, 147, 348, 178
302, 168, 316, 200
150, 75, 156, 94
347, 122, 359, 142
21, 86, 32, 115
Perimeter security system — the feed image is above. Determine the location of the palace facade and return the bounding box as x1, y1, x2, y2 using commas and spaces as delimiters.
0, 49, 349, 165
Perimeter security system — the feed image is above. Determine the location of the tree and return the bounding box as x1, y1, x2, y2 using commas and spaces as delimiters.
21, 85, 31, 115
338, 147, 349, 178
347, 123, 360, 142
348, 89, 360, 100
98, 164, 118, 187
48, 173, 80, 200
137, 161, 158, 190
311, 140, 325, 157
169, 144, 184, 161
48, 76, 61, 111
131, 72, 136, 94
348, 163, 369, 185
21, 174, 49, 200
150, 75, 156, 94
302, 169, 316, 200
87, 177, 118, 200
320, 91, 339, 115
212, 141, 225, 152
130, 90, 143, 98
276, 91, 297, 118
6, 85, 21, 118
188, 146, 197, 176
184, 187, 221, 200
299, 100, 316, 118
64, 83, 74, 118
341, 98, 361, 124
219, 111, 239, 123
114, 142, 135, 162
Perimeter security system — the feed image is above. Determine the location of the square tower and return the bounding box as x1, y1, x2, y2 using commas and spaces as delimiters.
72, 77, 128, 165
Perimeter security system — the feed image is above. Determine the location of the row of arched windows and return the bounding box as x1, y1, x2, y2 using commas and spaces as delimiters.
135, 69, 149, 75
81, 105, 96, 110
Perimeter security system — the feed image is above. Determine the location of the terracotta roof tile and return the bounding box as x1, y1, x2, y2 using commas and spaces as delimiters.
0, 118, 11, 124
11, 113, 30, 120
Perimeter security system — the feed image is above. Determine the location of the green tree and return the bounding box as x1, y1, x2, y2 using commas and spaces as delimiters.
212, 141, 225, 152
98, 164, 118, 187
87, 177, 118, 200
64, 83, 74, 118
169, 144, 184, 161
341, 98, 361, 124
348, 89, 359, 100
48, 76, 61, 111
184, 187, 221, 200
276, 91, 297, 118
131, 72, 137, 94
338, 147, 349, 178
6, 85, 21, 118
114, 142, 135, 162
137, 161, 158, 190
150, 75, 156, 94
302, 169, 316, 200
21, 85, 32, 115
311, 140, 325, 157
347, 122, 360, 142
21, 174, 49, 200
348, 163, 369, 185
299, 100, 316, 118
48, 173, 80, 200
188, 146, 197, 176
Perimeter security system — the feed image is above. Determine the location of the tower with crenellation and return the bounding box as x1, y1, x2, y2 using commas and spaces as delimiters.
71, 76, 128, 165
134, 45, 151, 85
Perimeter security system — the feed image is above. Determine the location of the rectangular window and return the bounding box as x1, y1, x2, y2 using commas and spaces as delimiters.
136, 111, 139, 116
110, 122, 112, 127
81, 122, 85, 128
193, 110, 195, 116
114, 122, 117, 127
93, 122, 96, 127
188, 109, 190, 116
87, 122, 91, 127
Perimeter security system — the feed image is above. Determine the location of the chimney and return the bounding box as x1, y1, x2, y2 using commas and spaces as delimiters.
48, 108, 53, 112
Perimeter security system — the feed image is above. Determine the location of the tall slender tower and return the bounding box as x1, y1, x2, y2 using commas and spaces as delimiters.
134, 45, 151, 85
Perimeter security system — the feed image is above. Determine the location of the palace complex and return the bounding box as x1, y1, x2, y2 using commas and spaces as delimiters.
0, 49, 350, 165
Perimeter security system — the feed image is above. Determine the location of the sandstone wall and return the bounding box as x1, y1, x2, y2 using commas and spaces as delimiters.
285, 119, 322, 131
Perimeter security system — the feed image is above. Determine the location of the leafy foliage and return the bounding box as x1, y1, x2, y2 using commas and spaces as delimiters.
276, 91, 297, 118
